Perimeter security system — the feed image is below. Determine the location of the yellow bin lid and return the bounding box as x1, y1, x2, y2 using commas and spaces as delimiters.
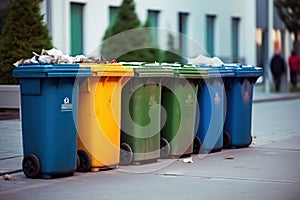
80, 63, 134, 77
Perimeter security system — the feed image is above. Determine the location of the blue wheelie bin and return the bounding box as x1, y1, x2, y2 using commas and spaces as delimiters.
194, 66, 234, 154
13, 64, 91, 179
223, 64, 263, 148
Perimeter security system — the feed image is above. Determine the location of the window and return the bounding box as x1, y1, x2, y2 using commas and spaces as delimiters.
147, 10, 160, 45
206, 15, 216, 57
232, 17, 240, 62
70, 3, 84, 56
179, 12, 189, 60
109, 6, 119, 27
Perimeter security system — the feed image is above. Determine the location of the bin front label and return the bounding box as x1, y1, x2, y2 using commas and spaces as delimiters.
61, 97, 72, 112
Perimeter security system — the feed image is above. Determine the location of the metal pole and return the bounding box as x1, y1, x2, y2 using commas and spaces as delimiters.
265, 0, 274, 93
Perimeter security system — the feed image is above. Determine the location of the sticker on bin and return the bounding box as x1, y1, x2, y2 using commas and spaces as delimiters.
61, 97, 72, 112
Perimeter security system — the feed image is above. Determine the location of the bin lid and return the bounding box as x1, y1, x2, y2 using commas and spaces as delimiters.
12, 63, 92, 78
80, 63, 134, 77
119, 62, 146, 66
224, 64, 263, 77
197, 65, 234, 77
121, 62, 174, 77
162, 63, 209, 79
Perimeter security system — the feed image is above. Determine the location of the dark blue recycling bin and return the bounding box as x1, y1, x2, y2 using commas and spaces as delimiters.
13, 64, 91, 179
194, 66, 234, 154
223, 64, 263, 148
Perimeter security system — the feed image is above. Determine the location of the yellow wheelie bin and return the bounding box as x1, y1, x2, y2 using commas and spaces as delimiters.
77, 63, 134, 172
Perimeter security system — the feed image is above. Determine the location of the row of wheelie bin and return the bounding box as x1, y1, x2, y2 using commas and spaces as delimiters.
12, 62, 262, 179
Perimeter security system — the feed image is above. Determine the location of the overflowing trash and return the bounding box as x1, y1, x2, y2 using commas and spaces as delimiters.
2, 174, 15, 181
187, 54, 223, 66
13, 48, 109, 67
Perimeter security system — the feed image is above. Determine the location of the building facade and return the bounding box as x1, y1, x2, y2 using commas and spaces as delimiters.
0, 0, 294, 68
40, 0, 256, 65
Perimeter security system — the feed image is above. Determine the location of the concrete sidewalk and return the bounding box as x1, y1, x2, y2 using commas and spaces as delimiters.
0, 135, 299, 200
253, 84, 300, 103
0, 86, 300, 200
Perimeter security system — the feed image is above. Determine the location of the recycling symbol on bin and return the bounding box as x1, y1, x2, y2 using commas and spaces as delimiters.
64, 97, 70, 104
214, 92, 221, 104
185, 94, 194, 105
242, 80, 250, 102
148, 95, 157, 107
244, 91, 250, 101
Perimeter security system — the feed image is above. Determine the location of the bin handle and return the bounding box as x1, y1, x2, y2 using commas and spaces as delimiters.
104, 76, 109, 84
224, 79, 232, 90
57, 78, 64, 89
178, 74, 207, 79
86, 78, 91, 92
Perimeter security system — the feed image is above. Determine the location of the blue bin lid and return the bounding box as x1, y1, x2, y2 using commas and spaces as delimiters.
224, 64, 263, 77
197, 65, 234, 77
12, 63, 92, 78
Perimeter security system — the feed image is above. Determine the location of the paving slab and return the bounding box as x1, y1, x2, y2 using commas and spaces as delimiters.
1, 135, 299, 200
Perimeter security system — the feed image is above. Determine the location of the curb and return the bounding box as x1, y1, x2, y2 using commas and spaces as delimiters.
253, 94, 300, 103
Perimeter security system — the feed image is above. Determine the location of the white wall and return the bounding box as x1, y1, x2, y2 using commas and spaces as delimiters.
0, 85, 20, 109
46, 0, 256, 64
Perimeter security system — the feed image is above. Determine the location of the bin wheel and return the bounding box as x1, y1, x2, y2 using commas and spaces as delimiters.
77, 150, 91, 172
120, 143, 133, 166
223, 131, 231, 148
22, 154, 40, 179
76, 155, 80, 170
193, 136, 202, 154
160, 137, 170, 158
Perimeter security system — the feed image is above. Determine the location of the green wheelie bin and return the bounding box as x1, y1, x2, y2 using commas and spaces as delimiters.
160, 64, 208, 158
120, 63, 173, 165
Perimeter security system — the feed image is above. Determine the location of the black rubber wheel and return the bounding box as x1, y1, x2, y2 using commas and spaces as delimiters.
76, 155, 80, 170
193, 136, 202, 154
223, 131, 231, 149
120, 143, 133, 166
77, 150, 91, 172
160, 137, 171, 158
22, 154, 40, 179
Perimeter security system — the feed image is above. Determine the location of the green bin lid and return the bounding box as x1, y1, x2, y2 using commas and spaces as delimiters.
164, 63, 209, 79
121, 62, 174, 77
12, 63, 92, 78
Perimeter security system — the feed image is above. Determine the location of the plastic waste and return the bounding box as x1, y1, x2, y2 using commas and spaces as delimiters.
187, 54, 223, 66
13, 48, 109, 66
